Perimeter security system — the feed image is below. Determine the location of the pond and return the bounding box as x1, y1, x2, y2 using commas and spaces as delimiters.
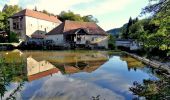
0, 50, 160, 100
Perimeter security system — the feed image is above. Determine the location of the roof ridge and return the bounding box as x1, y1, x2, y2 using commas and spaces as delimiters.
11, 9, 61, 23
46, 20, 108, 36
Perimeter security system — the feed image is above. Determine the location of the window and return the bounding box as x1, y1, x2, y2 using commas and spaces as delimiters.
45, 28, 47, 32
13, 22, 21, 30
13, 18, 22, 30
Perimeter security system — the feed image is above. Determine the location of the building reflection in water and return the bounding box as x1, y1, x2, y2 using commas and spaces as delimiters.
26, 51, 109, 81
27, 57, 60, 81
0, 50, 109, 99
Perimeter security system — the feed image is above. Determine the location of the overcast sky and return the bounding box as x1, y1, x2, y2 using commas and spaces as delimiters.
0, 0, 149, 30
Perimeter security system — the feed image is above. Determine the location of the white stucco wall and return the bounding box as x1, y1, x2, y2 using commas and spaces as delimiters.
25, 16, 61, 37
9, 16, 61, 40
45, 34, 64, 46
85, 35, 108, 49
115, 41, 131, 48
27, 57, 57, 76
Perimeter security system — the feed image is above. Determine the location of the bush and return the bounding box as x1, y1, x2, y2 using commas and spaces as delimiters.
9, 31, 19, 43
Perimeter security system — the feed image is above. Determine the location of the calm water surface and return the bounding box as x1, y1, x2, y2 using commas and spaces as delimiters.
0, 50, 158, 100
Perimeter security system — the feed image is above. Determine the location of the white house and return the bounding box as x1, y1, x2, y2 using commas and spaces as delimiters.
27, 57, 60, 81
45, 20, 108, 49
115, 39, 141, 50
9, 9, 61, 41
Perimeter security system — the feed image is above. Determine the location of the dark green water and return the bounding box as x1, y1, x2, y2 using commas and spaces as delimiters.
0, 50, 159, 100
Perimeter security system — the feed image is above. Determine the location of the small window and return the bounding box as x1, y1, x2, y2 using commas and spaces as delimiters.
45, 28, 47, 32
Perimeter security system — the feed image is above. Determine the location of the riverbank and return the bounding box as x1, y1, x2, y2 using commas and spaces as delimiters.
125, 52, 170, 77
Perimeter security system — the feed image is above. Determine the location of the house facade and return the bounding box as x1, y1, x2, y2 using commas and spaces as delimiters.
45, 20, 108, 49
9, 9, 61, 41
115, 39, 141, 50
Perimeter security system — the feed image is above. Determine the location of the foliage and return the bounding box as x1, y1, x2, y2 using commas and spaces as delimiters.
42, 10, 55, 16
0, 57, 25, 99
1, 4, 22, 31
58, 11, 98, 23
108, 34, 116, 50
82, 15, 98, 23
2, 4, 22, 18
9, 31, 19, 43
120, 0, 170, 56
121, 17, 139, 39
0, 12, 5, 29
141, 0, 169, 16
130, 75, 170, 100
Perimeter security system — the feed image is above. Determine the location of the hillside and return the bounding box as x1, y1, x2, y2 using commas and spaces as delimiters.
107, 28, 121, 36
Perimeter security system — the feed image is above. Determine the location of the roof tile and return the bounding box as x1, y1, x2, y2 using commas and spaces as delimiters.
11, 9, 61, 23
47, 20, 108, 36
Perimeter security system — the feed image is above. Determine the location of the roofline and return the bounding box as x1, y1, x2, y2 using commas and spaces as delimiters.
10, 9, 61, 23
46, 33, 108, 36
46, 20, 108, 36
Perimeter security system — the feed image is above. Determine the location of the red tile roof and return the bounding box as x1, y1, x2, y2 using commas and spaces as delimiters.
31, 34, 46, 39
46, 20, 108, 36
11, 9, 61, 23
28, 68, 59, 81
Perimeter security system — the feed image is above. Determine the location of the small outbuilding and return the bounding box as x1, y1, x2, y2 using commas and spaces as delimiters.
115, 39, 141, 50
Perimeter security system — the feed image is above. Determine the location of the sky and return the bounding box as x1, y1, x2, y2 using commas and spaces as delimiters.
0, 0, 149, 30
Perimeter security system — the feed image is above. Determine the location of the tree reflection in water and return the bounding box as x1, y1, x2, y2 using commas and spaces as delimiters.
130, 69, 170, 100
0, 57, 26, 99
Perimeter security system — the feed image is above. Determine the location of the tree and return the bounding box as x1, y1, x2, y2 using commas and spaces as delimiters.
121, 17, 133, 39
42, 10, 55, 16
58, 11, 83, 22
9, 31, 19, 43
58, 11, 98, 23
82, 15, 98, 23
0, 12, 5, 30
108, 34, 116, 50
2, 4, 22, 18
0, 57, 26, 99
141, 0, 170, 16
1, 5, 22, 31
140, 0, 170, 55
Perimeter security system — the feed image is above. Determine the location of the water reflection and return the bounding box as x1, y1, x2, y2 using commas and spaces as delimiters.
0, 50, 109, 99
121, 55, 144, 71
0, 50, 160, 100
27, 57, 60, 81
